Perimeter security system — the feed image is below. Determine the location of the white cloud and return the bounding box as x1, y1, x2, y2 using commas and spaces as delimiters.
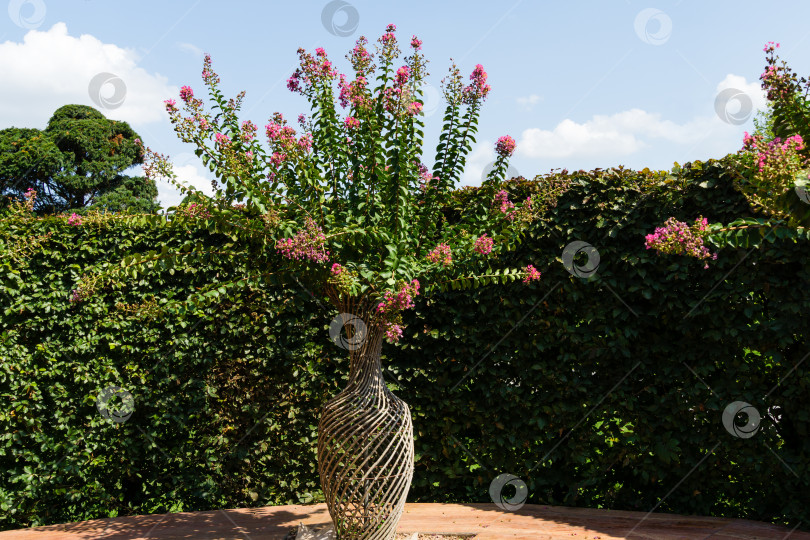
149, 152, 216, 208
0, 22, 176, 129
516, 74, 766, 162
459, 141, 496, 187
715, 73, 768, 122
716, 73, 767, 110
177, 42, 204, 58
517, 94, 543, 109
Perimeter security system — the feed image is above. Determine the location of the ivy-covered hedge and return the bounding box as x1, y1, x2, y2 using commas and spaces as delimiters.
1, 156, 808, 531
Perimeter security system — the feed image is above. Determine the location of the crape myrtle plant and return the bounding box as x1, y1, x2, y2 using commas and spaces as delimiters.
646, 41, 810, 266
82, 24, 541, 344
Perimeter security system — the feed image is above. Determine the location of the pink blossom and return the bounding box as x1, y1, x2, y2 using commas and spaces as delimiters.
344, 116, 360, 129
298, 133, 313, 152
407, 101, 423, 116
275, 217, 330, 263
179, 86, 193, 103
427, 243, 452, 266
523, 265, 542, 283
411, 35, 422, 50
241, 120, 257, 141
461, 64, 491, 104
473, 234, 494, 255
645, 216, 717, 267
164, 98, 177, 110
493, 190, 515, 215
495, 135, 516, 158
376, 280, 421, 315
287, 71, 301, 93
215, 132, 230, 146
69, 289, 82, 303
395, 65, 410, 87
67, 213, 82, 226
384, 323, 403, 343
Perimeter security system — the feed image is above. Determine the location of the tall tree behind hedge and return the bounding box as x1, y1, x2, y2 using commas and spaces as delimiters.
0, 104, 159, 214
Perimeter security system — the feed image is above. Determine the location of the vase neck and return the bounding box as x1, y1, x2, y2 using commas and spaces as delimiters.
347, 325, 386, 390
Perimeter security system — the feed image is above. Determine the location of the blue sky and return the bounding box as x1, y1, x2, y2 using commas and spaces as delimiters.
2, 1, 808, 207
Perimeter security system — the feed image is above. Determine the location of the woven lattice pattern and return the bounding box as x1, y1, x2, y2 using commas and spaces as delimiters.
318, 294, 415, 540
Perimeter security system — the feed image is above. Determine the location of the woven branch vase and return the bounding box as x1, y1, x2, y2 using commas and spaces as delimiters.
317, 316, 414, 540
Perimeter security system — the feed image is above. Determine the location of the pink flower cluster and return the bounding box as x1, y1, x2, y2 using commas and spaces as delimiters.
645, 216, 718, 269
427, 243, 452, 266
385, 324, 403, 342
376, 279, 420, 344
395, 65, 410, 87
473, 234, 494, 255
201, 54, 220, 85
287, 46, 338, 95
742, 132, 804, 173
523, 264, 541, 283
344, 116, 360, 129
265, 113, 312, 167
759, 44, 793, 102
376, 279, 420, 314
328, 262, 355, 293
275, 217, 331, 263
493, 190, 515, 214
495, 135, 516, 158
410, 35, 422, 50
67, 213, 82, 226
337, 75, 370, 110
348, 36, 374, 77
378, 24, 402, 65
180, 202, 211, 219
214, 132, 230, 146
241, 120, 257, 142
179, 86, 194, 103
461, 64, 491, 104
417, 163, 438, 192
492, 190, 532, 222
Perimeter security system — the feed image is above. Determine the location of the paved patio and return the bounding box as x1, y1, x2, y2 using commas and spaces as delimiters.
1, 503, 806, 540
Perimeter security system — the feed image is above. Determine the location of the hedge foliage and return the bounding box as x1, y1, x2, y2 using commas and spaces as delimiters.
1, 155, 808, 530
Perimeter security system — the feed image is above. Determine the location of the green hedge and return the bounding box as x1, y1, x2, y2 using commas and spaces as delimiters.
1, 156, 808, 530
